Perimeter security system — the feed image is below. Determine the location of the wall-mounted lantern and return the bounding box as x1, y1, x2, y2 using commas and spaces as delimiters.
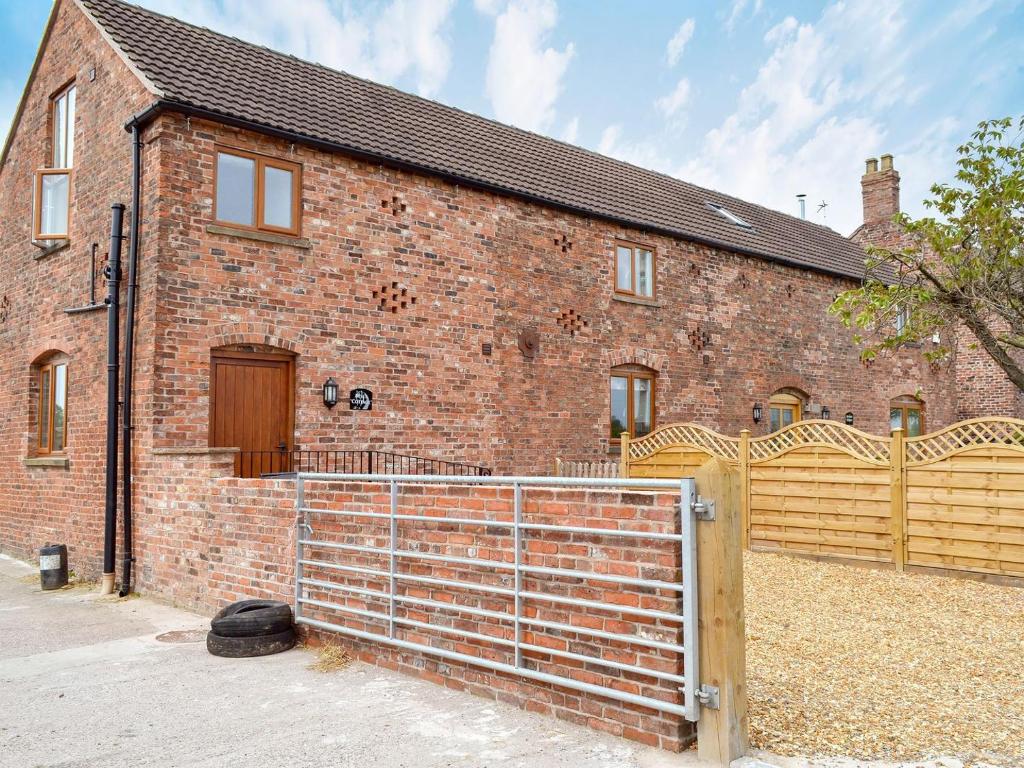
322, 377, 339, 409
821, 406, 831, 420
844, 411, 854, 426
752, 402, 763, 424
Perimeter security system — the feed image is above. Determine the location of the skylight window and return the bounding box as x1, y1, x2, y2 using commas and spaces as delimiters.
706, 202, 753, 230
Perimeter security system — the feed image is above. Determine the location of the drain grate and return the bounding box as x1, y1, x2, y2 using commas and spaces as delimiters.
155, 629, 207, 643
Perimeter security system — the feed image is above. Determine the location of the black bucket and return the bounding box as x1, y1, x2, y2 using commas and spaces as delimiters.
39, 544, 69, 590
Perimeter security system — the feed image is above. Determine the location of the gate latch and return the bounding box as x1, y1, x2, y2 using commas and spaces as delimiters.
691, 498, 716, 521
696, 684, 720, 709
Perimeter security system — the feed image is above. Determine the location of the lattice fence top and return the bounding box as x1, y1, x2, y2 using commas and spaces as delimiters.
628, 423, 740, 462
748, 420, 891, 465
905, 417, 1024, 464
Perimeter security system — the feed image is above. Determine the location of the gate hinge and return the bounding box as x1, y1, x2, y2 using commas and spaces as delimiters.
691, 498, 716, 521
696, 684, 720, 709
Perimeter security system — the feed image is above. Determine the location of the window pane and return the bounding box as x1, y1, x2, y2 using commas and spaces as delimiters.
636, 249, 653, 297
39, 369, 51, 451
263, 165, 294, 229
52, 364, 67, 452
633, 377, 652, 437
890, 408, 903, 433
53, 94, 66, 167
64, 86, 76, 167
615, 246, 632, 292
216, 152, 255, 226
40, 173, 69, 237
781, 407, 794, 427
610, 376, 628, 439
769, 407, 781, 433
906, 408, 922, 437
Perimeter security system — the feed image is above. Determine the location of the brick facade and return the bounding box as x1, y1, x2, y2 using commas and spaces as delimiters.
0, 0, 960, 585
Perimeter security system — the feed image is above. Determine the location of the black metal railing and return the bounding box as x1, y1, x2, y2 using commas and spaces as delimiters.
234, 449, 491, 479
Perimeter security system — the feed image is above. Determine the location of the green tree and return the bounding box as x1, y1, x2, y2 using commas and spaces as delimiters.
831, 116, 1024, 392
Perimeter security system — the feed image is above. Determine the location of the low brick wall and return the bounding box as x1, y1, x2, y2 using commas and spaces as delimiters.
298, 481, 692, 750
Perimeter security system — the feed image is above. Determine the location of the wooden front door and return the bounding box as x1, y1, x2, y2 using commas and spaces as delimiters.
210, 350, 295, 477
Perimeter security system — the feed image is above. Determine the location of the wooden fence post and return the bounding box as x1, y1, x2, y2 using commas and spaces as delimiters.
889, 428, 906, 571
554, 457, 562, 476
620, 432, 630, 478
739, 429, 751, 550
694, 457, 749, 764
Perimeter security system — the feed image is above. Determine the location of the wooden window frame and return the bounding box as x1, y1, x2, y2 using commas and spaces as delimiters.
36, 362, 68, 456
613, 240, 657, 300
768, 392, 802, 433
34, 168, 72, 240
213, 145, 302, 237
610, 366, 656, 443
890, 397, 925, 436
32, 82, 76, 242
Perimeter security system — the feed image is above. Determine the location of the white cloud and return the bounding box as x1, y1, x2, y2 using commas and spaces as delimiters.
473, 0, 505, 14
561, 116, 579, 144
725, 0, 763, 33
655, 78, 691, 118
482, 0, 574, 133
139, 0, 455, 97
665, 18, 695, 66
677, 0, 939, 233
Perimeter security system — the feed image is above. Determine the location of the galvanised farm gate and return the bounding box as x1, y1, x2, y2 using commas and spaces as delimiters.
291, 472, 747, 760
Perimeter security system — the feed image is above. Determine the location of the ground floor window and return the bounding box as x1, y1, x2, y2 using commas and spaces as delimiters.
768, 391, 802, 433
37, 361, 68, 454
890, 395, 925, 437
610, 366, 655, 440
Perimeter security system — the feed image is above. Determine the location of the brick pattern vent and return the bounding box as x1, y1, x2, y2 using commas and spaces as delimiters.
557, 309, 588, 336
373, 282, 417, 313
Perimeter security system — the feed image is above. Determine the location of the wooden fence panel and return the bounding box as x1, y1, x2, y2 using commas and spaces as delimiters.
749, 444, 893, 562
905, 419, 1024, 578
625, 424, 739, 479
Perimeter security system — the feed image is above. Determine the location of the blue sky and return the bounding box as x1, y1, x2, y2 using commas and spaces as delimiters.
2, 0, 1022, 234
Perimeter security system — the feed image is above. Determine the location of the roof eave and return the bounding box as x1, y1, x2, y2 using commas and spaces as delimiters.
131, 98, 869, 283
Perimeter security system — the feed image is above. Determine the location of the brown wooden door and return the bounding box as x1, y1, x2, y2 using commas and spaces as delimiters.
210, 351, 294, 477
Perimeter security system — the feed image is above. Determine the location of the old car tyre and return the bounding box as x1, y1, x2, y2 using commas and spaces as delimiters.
206, 627, 296, 658
210, 599, 292, 638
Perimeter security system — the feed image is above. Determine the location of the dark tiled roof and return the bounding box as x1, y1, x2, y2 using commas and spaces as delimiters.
82, 0, 870, 280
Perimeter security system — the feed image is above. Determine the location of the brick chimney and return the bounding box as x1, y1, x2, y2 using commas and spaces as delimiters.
861, 154, 900, 226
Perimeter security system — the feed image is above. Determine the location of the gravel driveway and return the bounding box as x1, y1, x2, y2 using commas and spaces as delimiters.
745, 550, 1024, 765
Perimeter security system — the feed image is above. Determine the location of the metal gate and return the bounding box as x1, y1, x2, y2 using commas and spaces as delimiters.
294, 474, 706, 721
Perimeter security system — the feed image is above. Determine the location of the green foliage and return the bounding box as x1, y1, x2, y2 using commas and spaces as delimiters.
831, 116, 1024, 391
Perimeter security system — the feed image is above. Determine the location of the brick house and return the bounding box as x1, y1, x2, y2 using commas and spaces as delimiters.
1, 0, 960, 589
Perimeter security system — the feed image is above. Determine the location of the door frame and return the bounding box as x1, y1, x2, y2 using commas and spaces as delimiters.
208, 347, 297, 451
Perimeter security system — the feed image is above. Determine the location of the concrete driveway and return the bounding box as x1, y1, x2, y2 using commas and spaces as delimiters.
0, 554, 699, 768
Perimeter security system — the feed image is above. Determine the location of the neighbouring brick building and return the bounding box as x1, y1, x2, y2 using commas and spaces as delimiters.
0, 0, 984, 597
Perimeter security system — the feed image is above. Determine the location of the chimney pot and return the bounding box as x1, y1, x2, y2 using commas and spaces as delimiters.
865, 158, 879, 174
880, 154, 893, 171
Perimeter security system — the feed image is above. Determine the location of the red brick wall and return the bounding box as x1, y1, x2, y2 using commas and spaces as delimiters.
0, 0, 154, 572
144, 114, 955, 476
129, 455, 693, 750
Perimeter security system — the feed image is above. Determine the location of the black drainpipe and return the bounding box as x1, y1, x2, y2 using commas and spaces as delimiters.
118, 125, 143, 596
102, 203, 124, 595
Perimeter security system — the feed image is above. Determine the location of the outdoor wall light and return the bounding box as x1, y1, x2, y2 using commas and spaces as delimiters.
821, 406, 831, 420
844, 411, 855, 426
322, 377, 339, 409
752, 403, 763, 424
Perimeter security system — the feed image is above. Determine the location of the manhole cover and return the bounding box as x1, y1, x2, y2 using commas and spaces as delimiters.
155, 629, 207, 643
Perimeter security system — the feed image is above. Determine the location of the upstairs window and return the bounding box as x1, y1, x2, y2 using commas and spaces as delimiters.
34, 84, 76, 241
37, 361, 69, 455
610, 365, 655, 441
614, 241, 655, 299
214, 147, 301, 236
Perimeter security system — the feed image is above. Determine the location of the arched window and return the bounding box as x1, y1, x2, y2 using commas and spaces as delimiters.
33, 353, 70, 454
610, 365, 655, 440
768, 390, 803, 432
890, 395, 925, 437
